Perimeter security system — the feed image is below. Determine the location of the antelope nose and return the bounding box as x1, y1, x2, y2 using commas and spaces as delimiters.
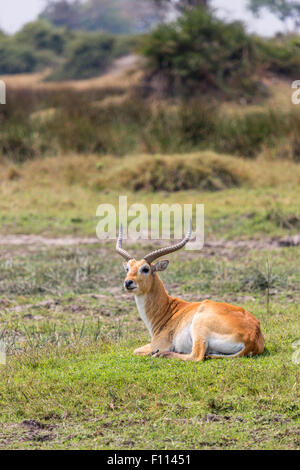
125, 280, 134, 289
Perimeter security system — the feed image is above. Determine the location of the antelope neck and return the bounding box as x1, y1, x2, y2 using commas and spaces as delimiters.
135, 273, 174, 336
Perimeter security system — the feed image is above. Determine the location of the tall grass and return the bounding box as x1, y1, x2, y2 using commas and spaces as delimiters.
1, 87, 300, 162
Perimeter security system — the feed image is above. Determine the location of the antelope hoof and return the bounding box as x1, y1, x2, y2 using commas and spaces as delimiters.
151, 349, 160, 357
153, 350, 173, 358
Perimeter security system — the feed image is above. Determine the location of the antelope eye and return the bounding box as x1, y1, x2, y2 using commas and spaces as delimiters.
142, 266, 150, 274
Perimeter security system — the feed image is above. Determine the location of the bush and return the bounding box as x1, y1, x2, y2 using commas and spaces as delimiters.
0, 21, 72, 75
0, 20, 139, 79
15, 20, 68, 54
0, 39, 37, 74
141, 7, 259, 98
33, 49, 62, 70
114, 34, 142, 58
111, 154, 246, 192
255, 34, 300, 77
48, 32, 116, 80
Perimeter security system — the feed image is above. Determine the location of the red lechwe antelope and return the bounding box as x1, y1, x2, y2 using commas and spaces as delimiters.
116, 222, 264, 361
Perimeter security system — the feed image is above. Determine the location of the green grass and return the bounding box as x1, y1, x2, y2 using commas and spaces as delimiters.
1, 152, 300, 239
0, 242, 299, 449
0, 146, 299, 449
0, 186, 299, 239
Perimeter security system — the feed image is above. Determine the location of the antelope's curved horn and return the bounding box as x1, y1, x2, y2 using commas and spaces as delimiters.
144, 220, 193, 264
116, 224, 132, 261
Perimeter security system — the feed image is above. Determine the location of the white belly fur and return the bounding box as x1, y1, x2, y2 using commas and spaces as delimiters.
135, 295, 152, 337
173, 324, 245, 357
206, 336, 245, 356
173, 324, 193, 354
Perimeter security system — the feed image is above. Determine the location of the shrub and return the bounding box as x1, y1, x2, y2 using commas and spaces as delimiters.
0, 125, 37, 162
15, 20, 68, 55
0, 38, 37, 74
48, 32, 116, 80
114, 34, 143, 58
141, 7, 259, 98
255, 34, 300, 77
95, 153, 249, 192
33, 50, 62, 70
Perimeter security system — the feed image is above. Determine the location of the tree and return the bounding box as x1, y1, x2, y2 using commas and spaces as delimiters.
53, 32, 116, 79
15, 20, 67, 54
177, 0, 208, 8
248, 0, 300, 32
141, 7, 258, 98
40, 0, 167, 34
153, 0, 208, 10
40, 1, 82, 30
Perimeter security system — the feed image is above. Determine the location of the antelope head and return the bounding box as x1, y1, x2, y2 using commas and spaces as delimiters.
116, 221, 192, 295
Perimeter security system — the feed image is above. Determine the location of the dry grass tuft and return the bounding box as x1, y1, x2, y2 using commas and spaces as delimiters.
2, 152, 300, 194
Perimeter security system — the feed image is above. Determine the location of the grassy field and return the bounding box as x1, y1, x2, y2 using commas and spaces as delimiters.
0, 66, 299, 449
0, 152, 299, 449
0, 240, 299, 449
0, 152, 300, 239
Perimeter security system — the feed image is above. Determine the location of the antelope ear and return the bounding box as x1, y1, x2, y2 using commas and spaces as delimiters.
152, 259, 169, 272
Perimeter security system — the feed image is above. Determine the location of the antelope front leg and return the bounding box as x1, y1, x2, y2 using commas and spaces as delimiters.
133, 343, 152, 356
150, 335, 173, 357
153, 338, 206, 362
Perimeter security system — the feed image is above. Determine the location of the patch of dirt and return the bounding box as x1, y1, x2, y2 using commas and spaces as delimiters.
0, 233, 299, 254
107, 54, 141, 77
6, 299, 60, 314
254, 414, 291, 424
20, 420, 56, 443
278, 234, 300, 247
202, 235, 300, 259
69, 304, 86, 314
0, 421, 57, 448
21, 419, 47, 430
202, 413, 244, 423
0, 235, 100, 247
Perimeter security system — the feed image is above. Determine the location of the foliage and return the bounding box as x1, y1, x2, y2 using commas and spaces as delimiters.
154, 0, 208, 10
141, 8, 259, 98
14, 20, 68, 54
49, 32, 116, 80
0, 240, 299, 449
0, 21, 71, 74
40, 0, 166, 34
0, 20, 138, 78
248, 0, 300, 31
255, 34, 300, 76
0, 38, 37, 74
1, 87, 300, 160
141, 6, 300, 97
1, 5, 299, 84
